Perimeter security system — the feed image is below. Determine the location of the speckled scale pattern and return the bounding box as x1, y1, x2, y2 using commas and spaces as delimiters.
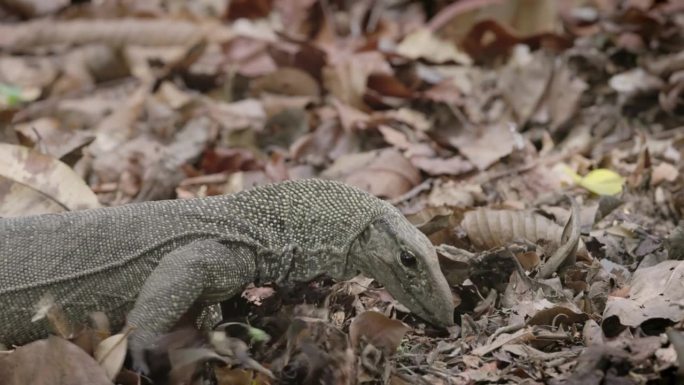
0, 179, 396, 348
126, 241, 256, 355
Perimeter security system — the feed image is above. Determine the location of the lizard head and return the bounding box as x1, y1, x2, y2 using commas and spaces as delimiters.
349, 211, 455, 328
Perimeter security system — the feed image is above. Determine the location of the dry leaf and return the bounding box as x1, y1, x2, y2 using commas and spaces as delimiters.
349, 311, 410, 354
223, 36, 277, 77
377, 125, 412, 149
13, 117, 94, 160
0, 336, 112, 385
0, 57, 57, 95
214, 368, 254, 385
241, 285, 276, 306
472, 327, 534, 356
583, 319, 605, 346
651, 162, 679, 186
94, 333, 128, 380
410, 155, 474, 176
448, 123, 518, 170
538, 195, 581, 278
427, 181, 482, 207
609, 68, 664, 95
603, 260, 684, 332
499, 47, 553, 125
0, 143, 100, 216
545, 61, 588, 130
381, 108, 432, 132
526, 306, 588, 327
207, 99, 267, 132
250, 67, 320, 97
323, 51, 391, 109
0, 177, 67, 217
396, 28, 471, 65
321, 148, 421, 199
289, 121, 356, 166
226, 0, 273, 20
1, 18, 205, 49
665, 225, 684, 261
333, 99, 370, 132
367, 73, 413, 98
431, 0, 559, 41
462, 208, 563, 251
274, 318, 354, 385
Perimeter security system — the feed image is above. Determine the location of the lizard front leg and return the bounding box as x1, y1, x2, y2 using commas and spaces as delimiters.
126, 240, 256, 373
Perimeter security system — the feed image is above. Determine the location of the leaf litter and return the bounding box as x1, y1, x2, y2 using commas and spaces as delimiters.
0, 0, 683, 384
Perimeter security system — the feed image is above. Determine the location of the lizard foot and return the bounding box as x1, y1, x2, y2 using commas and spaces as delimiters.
130, 347, 150, 376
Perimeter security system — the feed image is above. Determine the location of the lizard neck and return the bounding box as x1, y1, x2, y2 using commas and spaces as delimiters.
255, 246, 352, 285
346, 235, 370, 278
297, 250, 352, 282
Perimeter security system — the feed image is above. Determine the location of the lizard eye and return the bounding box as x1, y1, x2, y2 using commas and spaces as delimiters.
400, 250, 417, 268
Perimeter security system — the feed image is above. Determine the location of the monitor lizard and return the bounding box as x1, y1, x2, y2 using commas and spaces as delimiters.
0, 178, 454, 372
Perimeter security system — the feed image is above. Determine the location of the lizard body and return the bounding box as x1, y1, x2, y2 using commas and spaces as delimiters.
0, 179, 453, 370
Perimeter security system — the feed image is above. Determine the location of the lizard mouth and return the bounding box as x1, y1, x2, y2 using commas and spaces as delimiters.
374, 257, 450, 326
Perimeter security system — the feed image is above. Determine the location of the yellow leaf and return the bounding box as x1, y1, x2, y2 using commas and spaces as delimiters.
560, 164, 583, 184
578, 169, 624, 195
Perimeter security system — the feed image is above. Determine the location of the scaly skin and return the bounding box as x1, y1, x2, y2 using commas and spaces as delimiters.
0, 178, 454, 371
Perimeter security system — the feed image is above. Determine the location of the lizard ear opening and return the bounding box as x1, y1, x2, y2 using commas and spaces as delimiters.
358, 224, 372, 244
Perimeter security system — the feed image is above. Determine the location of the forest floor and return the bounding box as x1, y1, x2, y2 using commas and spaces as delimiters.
1, 1, 683, 384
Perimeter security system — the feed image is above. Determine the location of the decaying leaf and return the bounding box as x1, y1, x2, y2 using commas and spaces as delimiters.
323, 52, 391, 109
94, 332, 128, 380
538, 195, 581, 278
410, 155, 475, 176
1, 1, 682, 383
407, 205, 457, 235
0, 177, 67, 217
472, 327, 534, 357
0, 18, 207, 49
214, 368, 255, 385
545, 60, 588, 130
499, 47, 553, 125
0, 143, 101, 216
431, 0, 560, 43
396, 28, 471, 65
272, 317, 355, 385
349, 311, 410, 354
651, 162, 679, 186
526, 306, 588, 327
609, 68, 664, 96
462, 208, 565, 252
250, 67, 320, 97
209, 332, 273, 377
427, 180, 483, 208
13, 117, 95, 161
0, 336, 112, 385
241, 285, 276, 305
603, 260, 684, 334
447, 123, 519, 170
665, 224, 684, 260
321, 148, 421, 199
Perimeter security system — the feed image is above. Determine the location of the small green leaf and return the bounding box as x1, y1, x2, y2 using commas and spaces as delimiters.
247, 326, 270, 342
0, 83, 22, 106
578, 168, 624, 195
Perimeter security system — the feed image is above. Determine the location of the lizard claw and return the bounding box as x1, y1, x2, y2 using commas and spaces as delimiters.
130, 348, 151, 376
